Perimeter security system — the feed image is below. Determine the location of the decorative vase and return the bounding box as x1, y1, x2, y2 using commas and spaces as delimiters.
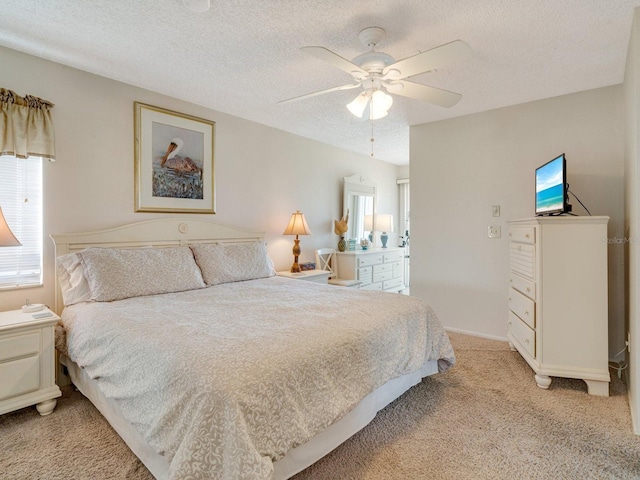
380, 232, 389, 248
338, 236, 347, 252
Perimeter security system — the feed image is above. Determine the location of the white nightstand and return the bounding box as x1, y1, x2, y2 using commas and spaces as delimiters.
276, 269, 331, 284
0, 308, 62, 416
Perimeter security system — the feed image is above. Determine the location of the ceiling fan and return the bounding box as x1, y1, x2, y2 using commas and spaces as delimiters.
279, 27, 472, 119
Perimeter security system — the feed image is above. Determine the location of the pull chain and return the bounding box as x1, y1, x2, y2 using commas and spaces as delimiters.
370, 92, 375, 158
370, 116, 374, 158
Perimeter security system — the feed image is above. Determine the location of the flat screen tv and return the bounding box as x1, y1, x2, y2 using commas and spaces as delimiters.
535, 153, 568, 216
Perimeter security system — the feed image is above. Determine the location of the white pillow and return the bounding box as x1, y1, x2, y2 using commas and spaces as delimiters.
56, 252, 92, 306
190, 241, 275, 286
79, 246, 205, 302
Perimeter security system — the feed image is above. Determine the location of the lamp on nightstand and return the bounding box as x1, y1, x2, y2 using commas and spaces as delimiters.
0, 207, 21, 247
283, 210, 312, 273
376, 214, 394, 248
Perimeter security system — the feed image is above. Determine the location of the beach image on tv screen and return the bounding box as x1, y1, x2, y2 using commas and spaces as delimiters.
536, 158, 564, 213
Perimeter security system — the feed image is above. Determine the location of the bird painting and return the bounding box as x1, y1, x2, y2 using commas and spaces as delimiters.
152, 137, 204, 200
161, 138, 201, 174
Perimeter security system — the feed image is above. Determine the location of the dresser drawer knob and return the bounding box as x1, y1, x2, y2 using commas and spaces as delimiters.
526, 287, 531, 292
525, 338, 530, 344
524, 311, 529, 316
525, 234, 530, 239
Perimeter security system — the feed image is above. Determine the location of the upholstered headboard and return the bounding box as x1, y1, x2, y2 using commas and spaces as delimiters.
50, 218, 265, 314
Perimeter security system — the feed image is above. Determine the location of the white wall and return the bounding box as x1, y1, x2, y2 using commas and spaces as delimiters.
0, 46, 401, 311
410, 86, 626, 357
396, 165, 409, 179
624, 7, 640, 434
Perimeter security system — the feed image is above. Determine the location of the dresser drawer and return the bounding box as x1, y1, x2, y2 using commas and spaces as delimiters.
508, 287, 535, 329
373, 271, 393, 283
509, 226, 535, 244
0, 355, 40, 401
0, 331, 40, 363
357, 266, 373, 286
383, 251, 403, 263
383, 277, 403, 291
509, 311, 535, 358
372, 263, 392, 274
509, 273, 535, 300
357, 254, 383, 268
391, 261, 403, 278
360, 282, 383, 291
510, 242, 535, 279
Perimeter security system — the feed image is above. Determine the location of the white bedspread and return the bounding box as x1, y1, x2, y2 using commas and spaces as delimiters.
59, 276, 455, 480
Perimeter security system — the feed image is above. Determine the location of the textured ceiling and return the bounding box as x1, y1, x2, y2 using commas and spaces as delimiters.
0, 1, 638, 165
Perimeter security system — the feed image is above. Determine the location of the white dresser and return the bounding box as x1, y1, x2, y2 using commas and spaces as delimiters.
507, 216, 610, 396
335, 248, 405, 292
0, 308, 62, 415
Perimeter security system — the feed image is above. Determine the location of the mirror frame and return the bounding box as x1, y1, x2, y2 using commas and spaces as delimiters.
343, 174, 377, 246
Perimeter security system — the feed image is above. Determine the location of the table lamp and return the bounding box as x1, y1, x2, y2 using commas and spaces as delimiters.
0, 207, 21, 246
283, 210, 312, 273
363, 214, 374, 242
376, 214, 394, 248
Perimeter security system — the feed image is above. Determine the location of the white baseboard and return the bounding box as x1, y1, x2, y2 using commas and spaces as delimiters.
444, 327, 508, 343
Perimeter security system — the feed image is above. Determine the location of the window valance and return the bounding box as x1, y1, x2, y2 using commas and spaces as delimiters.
0, 88, 55, 160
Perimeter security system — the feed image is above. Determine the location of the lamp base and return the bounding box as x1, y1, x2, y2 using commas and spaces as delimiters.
380, 232, 388, 248
290, 237, 301, 272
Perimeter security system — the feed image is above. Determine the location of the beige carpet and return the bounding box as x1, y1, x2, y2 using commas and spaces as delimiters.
1, 332, 638, 480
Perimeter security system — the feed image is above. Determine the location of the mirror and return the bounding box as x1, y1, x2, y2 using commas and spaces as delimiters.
343, 174, 376, 245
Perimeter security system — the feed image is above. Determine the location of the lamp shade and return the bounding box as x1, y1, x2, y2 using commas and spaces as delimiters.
283, 210, 312, 236
376, 214, 394, 233
363, 214, 374, 231
347, 92, 369, 118
0, 207, 21, 246
369, 90, 393, 120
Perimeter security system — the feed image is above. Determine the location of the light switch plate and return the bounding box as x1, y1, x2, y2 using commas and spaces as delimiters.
492, 205, 501, 217
488, 226, 501, 238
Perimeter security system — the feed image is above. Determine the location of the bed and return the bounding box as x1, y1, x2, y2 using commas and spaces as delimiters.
51, 218, 455, 480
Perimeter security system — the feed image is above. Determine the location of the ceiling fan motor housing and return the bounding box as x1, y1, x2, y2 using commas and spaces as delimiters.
352, 51, 395, 74
353, 27, 394, 75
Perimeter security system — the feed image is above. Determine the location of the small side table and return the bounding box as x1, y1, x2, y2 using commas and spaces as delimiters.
0, 308, 62, 416
276, 269, 331, 284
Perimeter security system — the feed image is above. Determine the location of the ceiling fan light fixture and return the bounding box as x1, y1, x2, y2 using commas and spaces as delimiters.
369, 90, 393, 119
347, 92, 369, 118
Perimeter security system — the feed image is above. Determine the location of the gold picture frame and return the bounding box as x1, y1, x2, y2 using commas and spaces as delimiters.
134, 102, 215, 213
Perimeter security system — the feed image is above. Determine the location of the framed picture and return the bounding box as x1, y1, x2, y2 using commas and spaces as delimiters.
134, 102, 215, 213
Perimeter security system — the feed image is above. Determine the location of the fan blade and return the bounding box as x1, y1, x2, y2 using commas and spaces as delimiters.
278, 83, 361, 104
383, 40, 472, 80
301, 46, 368, 78
389, 80, 462, 108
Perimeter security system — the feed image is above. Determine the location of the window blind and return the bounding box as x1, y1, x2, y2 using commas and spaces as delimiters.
0, 155, 43, 288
